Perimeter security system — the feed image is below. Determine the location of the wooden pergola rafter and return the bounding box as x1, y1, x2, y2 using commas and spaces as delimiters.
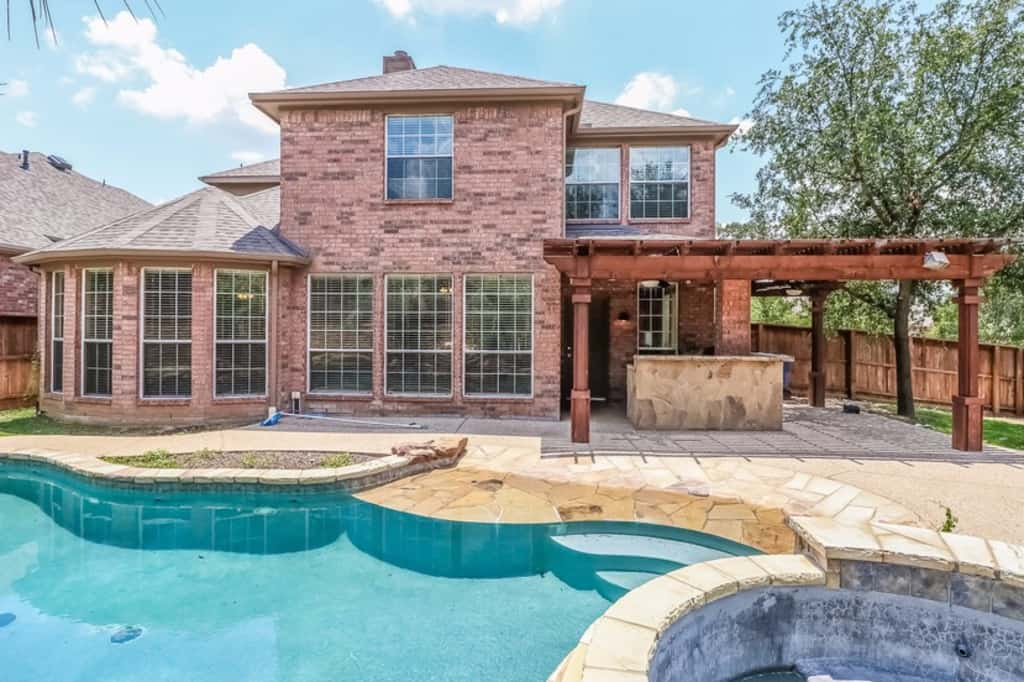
543, 237, 1016, 451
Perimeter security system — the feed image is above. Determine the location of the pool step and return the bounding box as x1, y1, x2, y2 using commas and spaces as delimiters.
594, 570, 661, 601
549, 533, 733, 566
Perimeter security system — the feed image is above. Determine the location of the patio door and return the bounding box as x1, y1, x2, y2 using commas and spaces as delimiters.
561, 293, 610, 404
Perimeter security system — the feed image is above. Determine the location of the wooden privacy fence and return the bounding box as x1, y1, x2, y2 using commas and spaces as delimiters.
0, 317, 37, 409
752, 323, 1024, 416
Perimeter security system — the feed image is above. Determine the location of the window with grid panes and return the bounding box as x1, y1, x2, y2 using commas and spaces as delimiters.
82, 269, 113, 395
637, 282, 677, 353
629, 146, 690, 219
215, 270, 267, 396
386, 115, 453, 200
565, 148, 620, 220
308, 274, 374, 394
51, 271, 64, 393
385, 275, 452, 395
142, 269, 192, 398
463, 274, 533, 396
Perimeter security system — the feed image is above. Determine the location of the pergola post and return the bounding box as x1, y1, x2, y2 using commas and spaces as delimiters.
952, 279, 984, 451
809, 289, 830, 408
570, 275, 592, 444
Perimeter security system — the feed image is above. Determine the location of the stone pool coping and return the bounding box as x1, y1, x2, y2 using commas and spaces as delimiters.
548, 520, 1024, 682
0, 447, 464, 493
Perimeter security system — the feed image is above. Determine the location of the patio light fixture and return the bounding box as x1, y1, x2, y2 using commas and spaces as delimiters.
923, 251, 951, 270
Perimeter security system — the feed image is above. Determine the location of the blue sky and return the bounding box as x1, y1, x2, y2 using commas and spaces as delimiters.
1, 0, 799, 222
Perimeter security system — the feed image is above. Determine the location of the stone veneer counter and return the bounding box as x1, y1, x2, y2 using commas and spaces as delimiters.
627, 355, 783, 431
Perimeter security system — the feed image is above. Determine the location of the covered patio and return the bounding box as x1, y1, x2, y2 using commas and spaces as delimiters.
543, 237, 1015, 450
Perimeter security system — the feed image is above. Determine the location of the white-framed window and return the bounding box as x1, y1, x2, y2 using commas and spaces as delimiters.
141, 268, 192, 398
463, 274, 533, 397
629, 146, 690, 219
215, 270, 267, 397
51, 270, 64, 393
385, 114, 454, 200
82, 268, 113, 396
565, 147, 620, 220
385, 274, 452, 396
308, 274, 374, 394
637, 281, 678, 353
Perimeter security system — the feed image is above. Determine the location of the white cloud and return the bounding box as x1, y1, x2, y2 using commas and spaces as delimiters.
376, 0, 563, 25
230, 150, 266, 164
671, 108, 692, 118
76, 12, 286, 134
16, 111, 38, 127
72, 87, 97, 107
7, 79, 29, 97
724, 86, 736, 97
729, 116, 754, 136
615, 72, 678, 111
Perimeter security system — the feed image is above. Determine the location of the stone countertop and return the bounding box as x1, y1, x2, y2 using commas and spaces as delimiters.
628, 354, 783, 364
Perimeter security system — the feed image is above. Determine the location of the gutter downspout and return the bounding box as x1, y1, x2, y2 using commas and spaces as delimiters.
269, 260, 279, 413
562, 98, 583, 235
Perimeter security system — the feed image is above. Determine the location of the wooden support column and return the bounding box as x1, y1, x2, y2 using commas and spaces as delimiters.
952, 279, 983, 451
570, 275, 592, 444
809, 289, 829, 408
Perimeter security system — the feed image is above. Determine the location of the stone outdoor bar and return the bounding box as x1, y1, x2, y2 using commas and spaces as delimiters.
627, 355, 783, 430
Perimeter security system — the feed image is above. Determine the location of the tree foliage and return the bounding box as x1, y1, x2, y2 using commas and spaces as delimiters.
734, 0, 1024, 416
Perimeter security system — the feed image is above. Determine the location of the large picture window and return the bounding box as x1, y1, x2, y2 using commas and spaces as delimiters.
142, 269, 192, 398
565, 147, 620, 220
51, 270, 64, 393
386, 114, 453, 200
464, 274, 533, 397
385, 275, 452, 396
215, 270, 267, 397
637, 281, 678, 353
629, 146, 690, 219
82, 268, 113, 396
309, 274, 374, 394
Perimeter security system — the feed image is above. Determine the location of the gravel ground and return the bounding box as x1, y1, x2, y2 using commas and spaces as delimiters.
104, 450, 374, 470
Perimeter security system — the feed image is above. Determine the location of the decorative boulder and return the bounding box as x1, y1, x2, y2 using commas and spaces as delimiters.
391, 436, 468, 463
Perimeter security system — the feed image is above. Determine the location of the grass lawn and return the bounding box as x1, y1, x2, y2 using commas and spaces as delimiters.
0, 407, 116, 437
913, 407, 1024, 451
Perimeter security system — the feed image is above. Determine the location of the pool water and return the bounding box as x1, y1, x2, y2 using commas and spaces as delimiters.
0, 461, 754, 682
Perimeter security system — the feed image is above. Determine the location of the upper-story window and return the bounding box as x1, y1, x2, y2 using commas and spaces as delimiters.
629, 146, 690, 219
386, 114, 453, 200
565, 147, 620, 220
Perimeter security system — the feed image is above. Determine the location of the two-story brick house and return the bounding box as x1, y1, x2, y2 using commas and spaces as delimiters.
17, 52, 738, 426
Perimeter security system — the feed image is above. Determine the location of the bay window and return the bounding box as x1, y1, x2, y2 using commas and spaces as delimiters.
141, 268, 192, 398
82, 268, 113, 396
215, 270, 267, 396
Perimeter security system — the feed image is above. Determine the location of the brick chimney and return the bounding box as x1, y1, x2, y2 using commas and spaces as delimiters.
383, 50, 416, 74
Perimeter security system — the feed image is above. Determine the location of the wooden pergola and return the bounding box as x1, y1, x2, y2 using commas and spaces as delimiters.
543, 237, 1015, 451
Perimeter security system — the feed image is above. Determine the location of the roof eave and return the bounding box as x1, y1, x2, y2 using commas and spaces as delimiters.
572, 124, 739, 145
250, 85, 587, 122
0, 243, 31, 256
198, 175, 281, 185
13, 248, 310, 267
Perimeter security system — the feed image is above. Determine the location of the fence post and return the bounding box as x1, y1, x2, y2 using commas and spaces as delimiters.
843, 329, 856, 400
1017, 347, 1024, 416
993, 346, 1001, 415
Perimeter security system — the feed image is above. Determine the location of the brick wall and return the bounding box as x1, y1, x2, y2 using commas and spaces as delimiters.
278, 102, 566, 419
0, 256, 38, 317
715, 279, 752, 355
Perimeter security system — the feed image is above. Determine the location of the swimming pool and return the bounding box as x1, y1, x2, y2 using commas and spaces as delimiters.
0, 460, 754, 681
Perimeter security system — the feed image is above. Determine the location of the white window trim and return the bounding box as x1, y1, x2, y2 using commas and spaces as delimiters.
383, 273, 454, 398
462, 273, 535, 399
565, 146, 622, 223
139, 267, 192, 400
81, 267, 113, 398
213, 268, 268, 399
306, 272, 375, 396
636, 282, 679, 353
628, 145, 692, 220
50, 270, 64, 394
384, 113, 455, 201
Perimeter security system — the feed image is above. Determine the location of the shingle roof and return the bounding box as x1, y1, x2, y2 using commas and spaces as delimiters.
16, 185, 306, 264
0, 151, 151, 252
565, 224, 693, 241
579, 100, 726, 130
262, 65, 579, 96
200, 158, 281, 181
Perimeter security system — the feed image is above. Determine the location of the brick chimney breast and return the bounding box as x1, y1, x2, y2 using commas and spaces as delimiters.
383, 50, 416, 74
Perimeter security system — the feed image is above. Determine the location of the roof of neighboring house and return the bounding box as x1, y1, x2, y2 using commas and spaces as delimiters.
15, 185, 308, 266
0, 151, 152, 254
261, 64, 580, 96
199, 158, 281, 184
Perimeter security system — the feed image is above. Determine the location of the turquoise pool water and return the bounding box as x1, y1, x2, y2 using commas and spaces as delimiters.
0, 461, 754, 681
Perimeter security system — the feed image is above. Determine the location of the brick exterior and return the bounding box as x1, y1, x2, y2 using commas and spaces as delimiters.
715, 279, 752, 355
276, 103, 566, 419
34, 93, 734, 424
0, 255, 38, 317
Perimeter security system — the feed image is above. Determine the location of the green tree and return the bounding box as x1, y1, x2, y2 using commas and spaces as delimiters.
735, 0, 1024, 418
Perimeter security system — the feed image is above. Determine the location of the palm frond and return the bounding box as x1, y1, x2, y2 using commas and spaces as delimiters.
5, 1, 164, 46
